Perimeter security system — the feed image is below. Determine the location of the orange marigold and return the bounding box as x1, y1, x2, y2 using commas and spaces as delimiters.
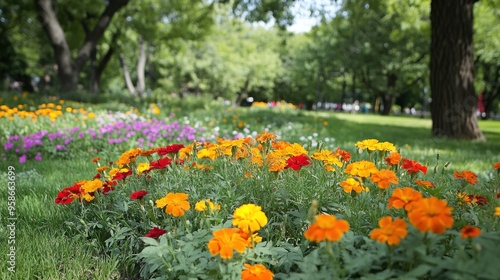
335, 148, 351, 162
453, 170, 478, 185
385, 151, 402, 166
155, 192, 191, 217
256, 131, 278, 143
370, 169, 398, 189
493, 162, 500, 170
415, 179, 436, 189
388, 187, 423, 211
460, 225, 481, 238
304, 214, 349, 242
370, 216, 408, 245
344, 160, 379, 178
339, 177, 369, 194
242, 263, 274, 280
207, 228, 248, 259
408, 197, 454, 234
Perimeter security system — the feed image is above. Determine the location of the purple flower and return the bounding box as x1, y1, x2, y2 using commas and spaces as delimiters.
19, 154, 27, 163
35, 152, 42, 161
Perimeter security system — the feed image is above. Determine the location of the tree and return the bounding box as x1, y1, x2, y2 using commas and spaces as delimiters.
430, 0, 484, 140
34, 0, 130, 93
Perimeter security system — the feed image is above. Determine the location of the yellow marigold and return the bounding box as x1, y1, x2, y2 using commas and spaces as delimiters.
312, 150, 342, 167
376, 141, 396, 152
197, 147, 218, 160
388, 187, 423, 211
370, 169, 398, 189
250, 147, 263, 166
408, 197, 454, 234
156, 192, 190, 217
355, 139, 380, 151
304, 214, 349, 242
207, 228, 248, 259
81, 179, 103, 193
339, 177, 369, 194
370, 216, 408, 245
108, 168, 129, 180
495, 207, 500, 217
344, 160, 379, 178
195, 199, 220, 213
136, 163, 150, 174
283, 143, 308, 157
460, 225, 481, 238
96, 166, 109, 173
232, 204, 268, 233
178, 144, 194, 160
453, 170, 478, 185
242, 263, 274, 280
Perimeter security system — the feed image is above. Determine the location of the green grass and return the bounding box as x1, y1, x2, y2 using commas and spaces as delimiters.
1, 101, 500, 278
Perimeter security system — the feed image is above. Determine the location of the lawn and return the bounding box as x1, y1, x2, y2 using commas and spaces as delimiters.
1, 94, 500, 279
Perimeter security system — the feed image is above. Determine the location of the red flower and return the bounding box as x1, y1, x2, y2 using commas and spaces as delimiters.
93, 173, 101, 179
335, 148, 351, 162
112, 169, 133, 181
145, 227, 167, 238
402, 158, 427, 175
497, 193, 500, 199
467, 194, 487, 206
130, 190, 148, 200
149, 157, 172, 170
285, 154, 312, 171
157, 144, 185, 156
55, 182, 84, 204
100, 180, 117, 194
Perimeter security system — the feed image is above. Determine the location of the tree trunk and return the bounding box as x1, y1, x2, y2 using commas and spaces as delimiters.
136, 38, 147, 98
430, 0, 484, 140
380, 73, 397, 115
34, 0, 130, 93
118, 53, 137, 97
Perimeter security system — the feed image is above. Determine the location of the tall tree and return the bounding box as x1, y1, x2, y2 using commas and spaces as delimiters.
34, 0, 130, 93
430, 0, 484, 140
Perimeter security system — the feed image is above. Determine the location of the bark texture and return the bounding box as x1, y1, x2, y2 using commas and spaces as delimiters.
430, 0, 484, 140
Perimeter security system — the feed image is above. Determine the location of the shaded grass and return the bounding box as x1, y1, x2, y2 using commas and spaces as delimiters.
0, 159, 121, 279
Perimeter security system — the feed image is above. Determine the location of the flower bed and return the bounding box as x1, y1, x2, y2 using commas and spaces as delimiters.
55, 133, 500, 279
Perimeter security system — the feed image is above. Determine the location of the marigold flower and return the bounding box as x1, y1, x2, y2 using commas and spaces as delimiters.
460, 225, 481, 238
467, 194, 487, 206
312, 150, 343, 167
493, 162, 500, 170
232, 204, 268, 233
116, 148, 142, 168
370, 216, 408, 245
92, 157, 100, 163
195, 199, 221, 212
453, 170, 478, 185
285, 154, 312, 171
388, 187, 423, 211
197, 147, 218, 160
401, 158, 427, 175
304, 214, 349, 242
156, 192, 190, 217
241, 263, 274, 280
355, 139, 379, 152
130, 190, 148, 200
370, 169, 398, 189
335, 148, 351, 162
238, 230, 263, 248
137, 162, 150, 174
385, 151, 401, 166
339, 177, 369, 194
408, 197, 454, 234
376, 141, 396, 152
149, 157, 172, 170
344, 160, 379, 178
207, 228, 248, 259
157, 144, 185, 156
55, 182, 84, 204
145, 227, 167, 238
495, 207, 500, 217
81, 179, 103, 194
256, 131, 277, 143
415, 179, 436, 189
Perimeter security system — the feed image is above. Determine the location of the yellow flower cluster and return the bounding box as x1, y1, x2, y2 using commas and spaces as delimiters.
0, 101, 94, 122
